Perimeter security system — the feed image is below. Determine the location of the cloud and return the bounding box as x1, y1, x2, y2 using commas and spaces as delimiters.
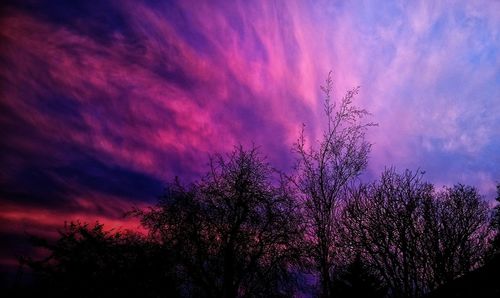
330, 0, 500, 196
0, 0, 499, 272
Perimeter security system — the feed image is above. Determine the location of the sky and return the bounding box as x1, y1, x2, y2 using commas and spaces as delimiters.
0, 0, 499, 274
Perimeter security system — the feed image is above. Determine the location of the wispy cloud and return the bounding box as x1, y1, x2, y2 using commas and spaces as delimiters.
0, 1, 499, 266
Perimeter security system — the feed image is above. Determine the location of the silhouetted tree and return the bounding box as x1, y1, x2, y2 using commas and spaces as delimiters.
331, 254, 386, 298
136, 146, 304, 298
342, 169, 491, 298
425, 253, 500, 298
21, 221, 179, 298
422, 183, 491, 289
293, 71, 375, 297
492, 183, 500, 252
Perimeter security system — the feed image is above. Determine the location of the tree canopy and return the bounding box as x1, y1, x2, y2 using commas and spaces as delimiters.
12, 74, 499, 298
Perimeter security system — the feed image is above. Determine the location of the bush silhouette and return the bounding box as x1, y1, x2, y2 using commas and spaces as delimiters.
22, 222, 180, 298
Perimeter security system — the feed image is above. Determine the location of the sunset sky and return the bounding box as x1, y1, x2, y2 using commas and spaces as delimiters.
1, 0, 499, 272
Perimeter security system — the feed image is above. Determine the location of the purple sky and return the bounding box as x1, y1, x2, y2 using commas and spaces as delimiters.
0, 0, 499, 270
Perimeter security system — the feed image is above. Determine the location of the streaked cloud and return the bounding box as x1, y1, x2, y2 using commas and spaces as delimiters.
0, 0, 498, 270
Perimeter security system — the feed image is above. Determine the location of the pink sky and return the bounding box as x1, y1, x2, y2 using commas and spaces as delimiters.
0, 0, 499, 272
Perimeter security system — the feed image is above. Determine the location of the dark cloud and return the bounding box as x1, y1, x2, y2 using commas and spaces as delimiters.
2, 0, 134, 45
0, 0, 499, 278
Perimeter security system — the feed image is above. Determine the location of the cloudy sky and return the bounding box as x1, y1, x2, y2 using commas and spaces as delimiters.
1, 0, 499, 271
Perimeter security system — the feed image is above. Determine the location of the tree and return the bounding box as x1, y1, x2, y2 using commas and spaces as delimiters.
331, 254, 386, 298
293, 71, 375, 297
137, 146, 304, 298
21, 221, 179, 298
342, 169, 491, 298
492, 183, 500, 251
422, 183, 491, 288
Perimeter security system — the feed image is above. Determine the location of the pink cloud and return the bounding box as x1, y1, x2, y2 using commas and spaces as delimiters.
0, 0, 499, 271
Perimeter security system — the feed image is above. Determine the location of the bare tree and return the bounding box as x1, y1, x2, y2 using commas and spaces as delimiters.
342, 169, 430, 298
137, 146, 304, 298
293, 71, 375, 297
342, 169, 491, 298
422, 184, 491, 288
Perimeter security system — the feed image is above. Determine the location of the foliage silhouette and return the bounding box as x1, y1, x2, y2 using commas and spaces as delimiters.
425, 253, 500, 298
492, 183, 500, 252
331, 254, 386, 298
20, 221, 180, 298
